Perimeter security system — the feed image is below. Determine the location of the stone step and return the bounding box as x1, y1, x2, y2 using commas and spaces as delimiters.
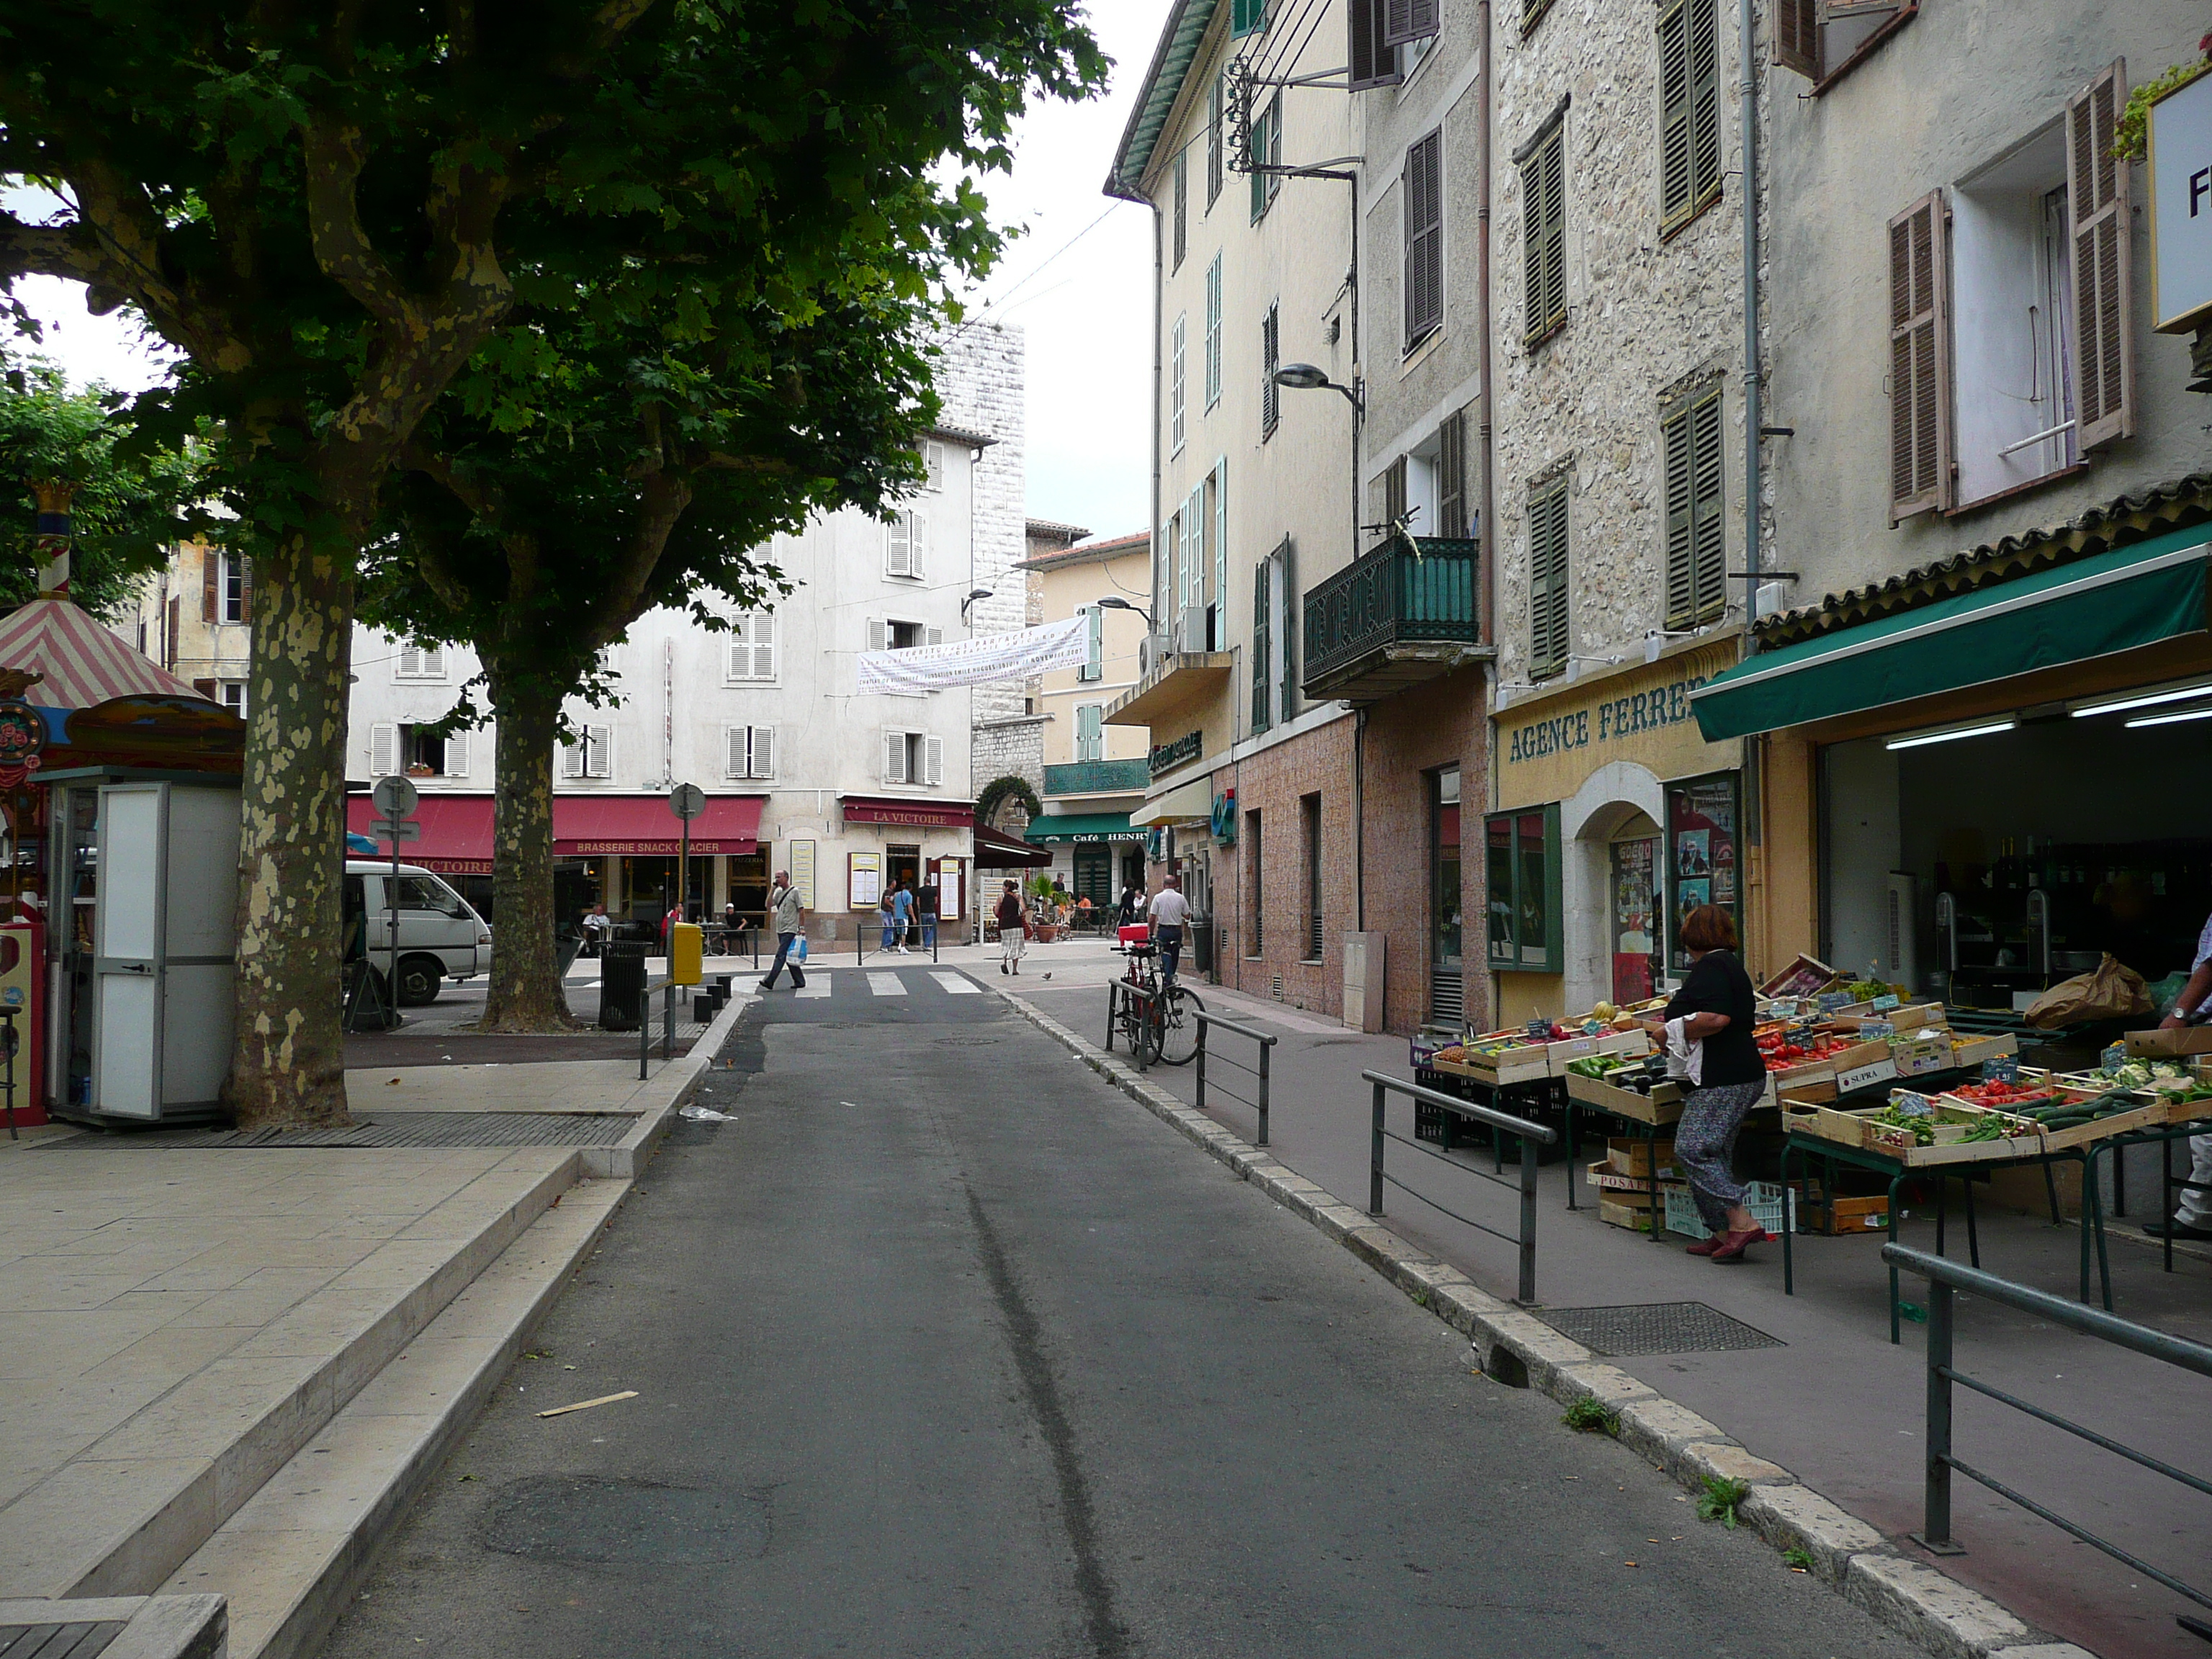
0, 1151, 582, 1606
159, 1177, 626, 1659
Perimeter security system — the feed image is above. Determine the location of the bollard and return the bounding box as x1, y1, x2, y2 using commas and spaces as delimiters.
1256, 1038, 1271, 1147
1919, 1277, 1956, 1551
1370, 1080, 1386, 1216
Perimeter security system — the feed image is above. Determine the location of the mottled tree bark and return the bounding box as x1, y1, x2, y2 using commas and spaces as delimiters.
480, 677, 576, 1031
225, 529, 358, 1128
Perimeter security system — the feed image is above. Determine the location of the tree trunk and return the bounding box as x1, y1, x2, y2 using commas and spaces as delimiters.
480, 677, 576, 1031
226, 528, 357, 1128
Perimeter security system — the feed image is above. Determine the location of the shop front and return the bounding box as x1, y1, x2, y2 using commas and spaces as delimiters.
1490, 635, 1745, 1025
1022, 812, 1148, 905
1695, 519, 2212, 1014
838, 796, 974, 941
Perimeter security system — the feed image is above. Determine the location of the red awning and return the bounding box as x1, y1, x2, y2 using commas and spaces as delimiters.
346, 794, 496, 874
841, 794, 975, 830
553, 793, 765, 855
974, 823, 1053, 868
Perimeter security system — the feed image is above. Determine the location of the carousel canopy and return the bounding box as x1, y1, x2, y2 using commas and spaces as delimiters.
0, 596, 210, 709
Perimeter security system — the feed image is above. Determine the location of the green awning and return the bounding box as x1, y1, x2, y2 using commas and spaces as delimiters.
1691, 526, 2211, 741
1025, 812, 1146, 844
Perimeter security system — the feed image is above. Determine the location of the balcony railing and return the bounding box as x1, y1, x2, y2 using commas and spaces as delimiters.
1043, 760, 1150, 797
1301, 535, 1481, 703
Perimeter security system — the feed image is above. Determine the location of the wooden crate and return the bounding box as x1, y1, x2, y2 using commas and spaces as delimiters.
1768, 1057, 1836, 1097
1800, 1192, 1893, 1235
1598, 1197, 1657, 1233
1865, 1101, 2046, 1166
1430, 1047, 1550, 1088
1604, 1137, 1677, 1178
1563, 1069, 1683, 1125
1781, 1099, 1885, 1149
1586, 1160, 1680, 1197
1947, 1033, 2018, 1070
1546, 1028, 1649, 1076
2038, 1097, 2172, 1151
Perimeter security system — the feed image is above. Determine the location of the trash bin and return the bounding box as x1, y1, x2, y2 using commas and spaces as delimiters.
599, 940, 649, 1031
1191, 914, 1215, 976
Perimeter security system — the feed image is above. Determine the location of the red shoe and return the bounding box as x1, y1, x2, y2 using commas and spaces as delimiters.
1684, 1236, 1724, 1256
1709, 1227, 1773, 1263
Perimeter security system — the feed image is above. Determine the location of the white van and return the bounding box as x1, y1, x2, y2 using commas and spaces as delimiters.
345, 860, 493, 1006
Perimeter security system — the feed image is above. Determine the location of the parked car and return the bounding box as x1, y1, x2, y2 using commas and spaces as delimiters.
345, 860, 492, 1006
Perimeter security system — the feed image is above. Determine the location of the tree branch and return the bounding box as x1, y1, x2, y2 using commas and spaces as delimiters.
301, 119, 416, 329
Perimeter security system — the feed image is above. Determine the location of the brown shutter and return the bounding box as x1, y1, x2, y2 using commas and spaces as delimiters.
192, 677, 217, 700
1438, 410, 1467, 539
1385, 457, 1408, 528
2067, 60, 2133, 451
1887, 190, 1950, 522
1349, 0, 1402, 90
238, 556, 252, 621
1774, 0, 1821, 79
201, 547, 218, 622
1663, 405, 1696, 626
1385, 0, 1439, 48
1403, 129, 1444, 346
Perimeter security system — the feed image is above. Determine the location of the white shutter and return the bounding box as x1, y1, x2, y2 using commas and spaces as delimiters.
585, 724, 613, 779
395, 647, 422, 680
867, 618, 889, 654
884, 730, 909, 784
725, 725, 748, 778
726, 634, 749, 681
886, 518, 914, 577
908, 510, 927, 579
421, 645, 445, 679
370, 722, 397, 776
924, 441, 945, 492
444, 731, 470, 778
748, 726, 775, 780
751, 611, 777, 678
560, 736, 585, 780
924, 626, 943, 647
924, 734, 945, 787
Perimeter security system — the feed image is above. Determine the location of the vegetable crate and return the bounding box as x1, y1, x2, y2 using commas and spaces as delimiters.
1433, 1033, 1552, 1087
1947, 1033, 2018, 1070
1865, 1102, 2046, 1165
1780, 1099, 1887, 1149
1663, 1180, 1791, 1241
1563, 1069, 1683, 1125
1545, 1030, 1649, 1076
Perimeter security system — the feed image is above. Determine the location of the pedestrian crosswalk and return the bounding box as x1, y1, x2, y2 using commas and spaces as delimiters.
753, 968, 991, 1005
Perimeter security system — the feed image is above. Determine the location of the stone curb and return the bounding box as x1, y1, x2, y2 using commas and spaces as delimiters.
997, 987, 2098, 1659
583, 989, 752, 1177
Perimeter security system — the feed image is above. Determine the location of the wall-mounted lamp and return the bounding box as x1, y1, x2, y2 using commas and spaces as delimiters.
1094, 595, 1154, 629
961, 588, 994, 622
1273, 362, 1364, 415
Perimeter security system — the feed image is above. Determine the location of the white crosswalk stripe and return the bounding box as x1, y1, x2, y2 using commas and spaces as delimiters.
793, 973, 831, 999
928, 971, 981, 996
867, 971, 907, 997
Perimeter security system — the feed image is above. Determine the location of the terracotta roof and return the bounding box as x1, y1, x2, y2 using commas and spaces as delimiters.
1016, 530, 1151, 572
1025, 517, 1092, 544
1755, 472, 2212, 647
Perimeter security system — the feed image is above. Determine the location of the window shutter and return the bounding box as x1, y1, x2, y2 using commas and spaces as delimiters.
924, 625, 943, 648
1528, 482, 1569, 676
1082, 607, 1103, 682
1261, 305, 1280, 437
1691, 393, 1725, 623
2067, 61, 2133, 451
1204, 256, 1223, 408
1213, 459, 1230, 619
1172, 150, 1188, 271
1385, 0, 1439, 48
238, 557, 252, 621
924, 735, 945, 787
1172, 315, 1187, 449
727, 725, 748, 778
1251, 557, 1272, 733
886, 518, 913, 577
396, 646, 421, 679
1774, 0, 1821, 79
1403, 130, 1444, 347
1658, 0, 1692, 227
868, 618, 888, 655
1689, 0, 1721, 216
884, 731, 908, 784
752, 611, 776, 678
201, 549, 218, 622
421, 645, 445, 679
1231, 0, 1265, 39
586, 725, 613, 779
444, 731, 469, 778
1348, 0, 1401, 91
1385, 455, 1408, 529
1438, 410, 1467, 539
370, 722, 397, 777
1887, 190, 1951, 521
727, 634, 749, 681
1207, 75, 1225, 207
561, 737, 585, 781
1522, 127, 1567, 345
749, 726, 775, 781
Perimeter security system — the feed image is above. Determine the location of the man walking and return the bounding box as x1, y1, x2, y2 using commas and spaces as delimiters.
2146, 911, 2212, 1241
889, 879, 917, 953
758, 871, 807, 991
996, 879, 1028, 976
1148, 873, 1192, 986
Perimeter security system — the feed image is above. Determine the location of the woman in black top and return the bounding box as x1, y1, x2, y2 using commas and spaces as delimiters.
1647, 905, 1769, 1262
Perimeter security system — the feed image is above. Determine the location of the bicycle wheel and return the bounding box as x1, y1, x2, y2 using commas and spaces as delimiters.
1126, 997, 1162, 1065
1155, 985, 1204, 1065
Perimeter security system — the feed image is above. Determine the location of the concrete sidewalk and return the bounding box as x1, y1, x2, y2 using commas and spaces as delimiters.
1012, 969, 2211, 1659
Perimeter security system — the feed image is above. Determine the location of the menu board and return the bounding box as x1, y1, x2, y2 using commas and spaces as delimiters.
848, 850, 881, 909
1665, 770, 1741, 971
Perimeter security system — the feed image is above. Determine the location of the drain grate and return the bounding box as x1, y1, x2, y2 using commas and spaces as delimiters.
42, 1112, 636, 1150
0, 1619, 125, 1658
1532, 1301, 1784, 1357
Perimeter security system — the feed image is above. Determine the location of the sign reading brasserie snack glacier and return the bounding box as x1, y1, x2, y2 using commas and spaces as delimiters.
856, 615, 1089, 693
2152, 68, 2212, 333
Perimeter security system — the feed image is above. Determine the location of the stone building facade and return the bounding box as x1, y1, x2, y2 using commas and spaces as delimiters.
968, 516, 1082, 816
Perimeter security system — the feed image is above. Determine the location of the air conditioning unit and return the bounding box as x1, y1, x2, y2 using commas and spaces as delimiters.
1180, 605, 1209, 653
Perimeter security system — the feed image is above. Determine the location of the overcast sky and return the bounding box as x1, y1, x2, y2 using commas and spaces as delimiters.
1, 8, 1164, 541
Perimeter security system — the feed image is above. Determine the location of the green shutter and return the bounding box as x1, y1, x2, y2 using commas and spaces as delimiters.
1232, 0, 1266, 39
1690, 390, 1725, 621
1689, 0, 1722, 212
1251, 557, 1272, 732
1663, 405, 1695, 626
1522, 127, 1567, 345
1528, 480, 1568, 678
1658, 0, 1691, 227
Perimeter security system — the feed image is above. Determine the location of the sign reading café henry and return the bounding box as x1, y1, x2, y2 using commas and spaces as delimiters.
1497, 639, 1741, 807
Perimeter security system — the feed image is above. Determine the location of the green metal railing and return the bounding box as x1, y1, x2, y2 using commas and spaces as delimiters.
1302, 535, 1480, 692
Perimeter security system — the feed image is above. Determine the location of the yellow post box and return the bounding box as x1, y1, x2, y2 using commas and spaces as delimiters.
669, 921, 703, 986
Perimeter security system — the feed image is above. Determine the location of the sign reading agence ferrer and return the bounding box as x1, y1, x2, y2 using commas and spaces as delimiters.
2150, 67, 2212, 333
1496, 639, 1741, 808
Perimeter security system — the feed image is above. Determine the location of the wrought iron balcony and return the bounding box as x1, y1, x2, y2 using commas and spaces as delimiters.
1301, 535, 1484, 705
1043, 759, 1150, 798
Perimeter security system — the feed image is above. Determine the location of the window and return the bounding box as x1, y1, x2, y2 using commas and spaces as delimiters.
1658, 0, 1722, 234
395, 874, 469, 919
1207, 74, 1225, 207
1662, 387, 1725, 628
1664, 771, 1740, 971
1301, 792, 1323, 961
922, 441, 945, 493
217, 680, 246, 719
1260, 302, 1280, 439
1527, 475, 1570, 679
1347, 0, 1403, 90
1437, 409, 1467, 538
1251, 539, 1292, 734
1246, 809, 1264, 954
559, 724, 613, 780
725, 724, 775, 781
1485, 804, 1563, 971
1520, 121, 1567, 347
1403, 128, 1444, 350
1249, 91, 1282, 222
370, 721, 469, 778
1204, 254, 1223, 410
1775, 0, 1916, 89
882, 730, 945, 787
1171, 313, 1187, 454
1172, 148, 1188, 272
1079, 605, 1103, 683
394, 643, 447, 681
1521, 0, 1557, 35
886, 511, 927, 578
207, 552, 248, 624
725, 611, 778, 681
1231, 0, 1265, 37
868, 618, 941, 697
1075, 704, 1104, 763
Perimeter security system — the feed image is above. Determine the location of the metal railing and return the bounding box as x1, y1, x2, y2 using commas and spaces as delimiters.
1884, 1244, 2212, 1640
1194, 1010, 1277, 1144
1366, 1069, 1556, 1305
1105, 977, 1161, 1069
1301, 534, 1481, 696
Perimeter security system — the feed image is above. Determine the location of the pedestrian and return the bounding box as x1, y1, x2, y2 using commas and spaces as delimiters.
581, 902, 611, 958
1147, 873, 1192, 986
889, 879, 916, 953
997, 878, 1028, 976
2145, 910, 2212, 1241
1643, 904, 1769, 1262
917, 876, 940, 953
721, 899, 739, 953
758, 871, 807, 990
1117, 881, 1143, 929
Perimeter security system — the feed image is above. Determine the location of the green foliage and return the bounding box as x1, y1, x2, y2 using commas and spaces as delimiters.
1781, 1547, 1815, 1571
977, 775, 1045, 825
1696, 1475, 1750, 1529
2114, 48, 2212, 162
0, 359, 207, 621
1560, 1395, 1620, 1436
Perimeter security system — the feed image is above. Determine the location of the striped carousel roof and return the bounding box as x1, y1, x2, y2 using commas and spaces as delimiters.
0, 596, 209, 709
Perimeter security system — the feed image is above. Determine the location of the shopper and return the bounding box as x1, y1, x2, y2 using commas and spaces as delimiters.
889, 880, 917, 953
917, 876, 940, 952
2146, 911, 2212, 1241
878, 884, 899, 953
757, 871, 807, 991
1117, 881, 1144, 929
1646, 904, 1769, 1262
1148, 873, 1192, 986
996, 879, 1028, 976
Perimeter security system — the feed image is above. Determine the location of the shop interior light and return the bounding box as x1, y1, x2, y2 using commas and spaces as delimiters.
2123, 704, 2212, 729
2069, 680, 2212, 719
1884, 719, 2016, 751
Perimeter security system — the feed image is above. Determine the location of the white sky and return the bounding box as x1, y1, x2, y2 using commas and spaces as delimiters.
0, 9, 1165, 538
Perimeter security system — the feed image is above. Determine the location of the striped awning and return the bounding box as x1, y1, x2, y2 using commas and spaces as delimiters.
0, 597, 209, 709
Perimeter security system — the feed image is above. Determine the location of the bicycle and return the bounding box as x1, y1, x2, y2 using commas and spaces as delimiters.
1114, 930, 1203, 1066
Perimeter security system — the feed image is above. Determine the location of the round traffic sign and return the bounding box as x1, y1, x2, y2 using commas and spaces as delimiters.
668, 783, 706, 821
372, 775, 420, 819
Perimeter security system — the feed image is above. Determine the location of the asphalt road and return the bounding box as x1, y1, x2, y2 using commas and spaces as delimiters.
318, 968, 1919, 1658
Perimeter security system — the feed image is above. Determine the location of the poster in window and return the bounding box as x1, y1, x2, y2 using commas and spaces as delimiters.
848, 850, 882, 909
1610, 837, 1657, 1005
1665, 771, 1740, 970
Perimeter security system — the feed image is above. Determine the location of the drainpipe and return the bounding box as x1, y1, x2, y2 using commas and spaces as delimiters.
1478, 0, 1498, 1030
1349, 169, 1366, 935
1149, 199, 1165, 649
1737, 0, 1765, 960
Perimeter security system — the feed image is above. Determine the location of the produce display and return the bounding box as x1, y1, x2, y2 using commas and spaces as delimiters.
1756, 1029, 1858, 1071
1945, 1078, 2058, 1112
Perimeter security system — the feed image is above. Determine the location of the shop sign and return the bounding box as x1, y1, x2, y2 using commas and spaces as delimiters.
1498, 640, 1740, 806
840, 800, 975, 829
1149, 729, 1203, 777
566, 837, 755, 855
1509, 675, 1707, 763
2149, 69, 2212, 332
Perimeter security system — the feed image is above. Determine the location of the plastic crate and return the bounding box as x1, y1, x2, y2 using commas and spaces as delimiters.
1663, 1181, 1793, 1241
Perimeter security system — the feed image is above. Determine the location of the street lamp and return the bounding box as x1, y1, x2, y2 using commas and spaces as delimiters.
1094, 595, 1154, 628
960, 588, 994, 622
1273, 361, 1363, 414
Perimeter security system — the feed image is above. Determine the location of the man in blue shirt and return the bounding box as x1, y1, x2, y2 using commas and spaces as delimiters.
889, 881, 917, 954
